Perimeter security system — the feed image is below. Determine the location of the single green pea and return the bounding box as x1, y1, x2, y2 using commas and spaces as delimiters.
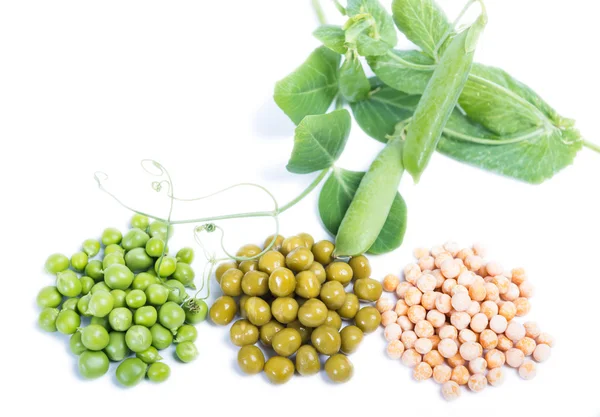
81, 324, 110, 351
324, 354, 353, 383
175, 324, 197, 343
82, 239, 100, 257
311, 325, 341, 356
295, 345, 320, 376
116, 358, 148, 387
91, 316, 111, 330
45, 253, 69, 274
158, 301, 185, 331
272, 328, 302, 357
209, 296, 237, 326
164, 279, 188, 304
77, 294, 92, 316
125, 248, 154, 272
155, 256, 177, 278
101, 227, 122, 246
111, 289, 127, 308
145, 284, 169, 306
172, 262, 195, 287
150, 323, 173, 350
145, 237, 166, 257
122, 228, 150, 251
37, 286, 62, 308
56, 270, 82, 297
104, 244, 125, 256
78, 350, 110, 379
230, 319, 260, 347
132, 272, 160, 291
147, 221, 173, 240
108, 307, 133, 332
125, 325, 153, 353
325, 310, 342, 330
84, 260, 104, 281
104, 264, 134, 290
264, 356, 294, 384
134, 306, 158, 327
61, 297, 79, 312
70, 331, 86, 355
136, 346, 162, 364
237, 345, 265, 375
90, 281, 111, 294
183, 298, 208, 324
259, 320, 285, 347
104, 331, 130, 361
176, 247, 194, 264
354, 306, 381, 333
70, 251, 89, 271
80, 276, 95, 295
245, 296, 271, 327
38, 307, 59, 332
147, 362, 170, 383
175, 341, 198, 363
103, 252, 125, 269
130, 213, 149, 230
88, 291, 114, 317
56, 309, 81, 335
126, 289, 147, 309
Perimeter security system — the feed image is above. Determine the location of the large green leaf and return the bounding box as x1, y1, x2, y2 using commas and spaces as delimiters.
339, 53, 371, 102
391, 0, 452, 59
347, 0, 398, 49
368, 50, 434, 95
313, 25, 348, 55
274, 47, 341, 125
287, 110, 352, 174
318, 168, 407, 254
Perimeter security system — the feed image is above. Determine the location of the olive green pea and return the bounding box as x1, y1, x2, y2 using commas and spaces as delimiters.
348, 255, 372, 280
325, 262, 354, 286
220, 268, 243, 297
295, 270, 321, 298
239, 260, 258, 273
244, 296, 271, 327
70, 251, 89, 271
175, 341, 198, 363
259, 320, 285, 347
237, 345, 265, 375
280, 236, 305, 257
285, 247, 314, 272
311, 240, 334, 265
230, 319, 260, 347
324, 354, 353, 383
297, 232, 314, 249
268, 267, 296, 297
37, 286, 63, 309
340, 325, 363, 354
271, 297, 299, 324
125, 248, 154, 272
354, 306, 381, 333
104, 331, 130, 361
271, 328, 302, 357
337, 293, 360, 320
80, 276, 95, 295
150, 323, 173, 350
209, 296, 237, 326
241, 270, 270, 296
70, 331, 86, 355
236, 244, 262, 258
257, 250, 285, 275
215, 262, 238, 284
311, 325, 341, 355
82, 239, 100, 257
45, 253, 70, 274
79, 350, 110, 379
239, 295, 250, 319
325, 310, 342, 330
287, 320, 313, 344
264, 356, 294, 384
147, 362, 170, 383
116, 358, 148, 387
263, 234, 285, 251
38, 307, 59, 332
297, 298, 328, 327
136, 346, 162, 364
353, 278, 383, 302
295, 345, 320, 376
309, 262, 327, 284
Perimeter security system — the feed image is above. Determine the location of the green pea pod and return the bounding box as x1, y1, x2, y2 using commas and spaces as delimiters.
334, 138, 404, 257
403, 15, 486, 182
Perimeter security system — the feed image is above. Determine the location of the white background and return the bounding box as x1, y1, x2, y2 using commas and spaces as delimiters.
1, 0, 599, 416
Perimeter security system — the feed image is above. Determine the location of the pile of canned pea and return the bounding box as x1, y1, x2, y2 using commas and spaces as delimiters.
36, 215, 207, 386
209, 233, 383, 384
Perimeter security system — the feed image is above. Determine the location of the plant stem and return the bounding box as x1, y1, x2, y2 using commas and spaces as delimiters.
386, 50, 437, 71
332, 0, 346, 15
279, 168, 331, 213
583, 140, 600, 154
312, 0, 327, 25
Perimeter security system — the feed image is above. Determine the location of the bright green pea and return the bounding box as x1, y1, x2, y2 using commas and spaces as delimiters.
132, 272, 160, 291
175, 324, 197, 343
145, 268, 158, 277
158, 301, 185, 331
104, 331, 130, 361
85, 260, 104, 281
154, 256, 177, 278
81, 324, 110, 351
122, 228, 150, 251
145, 237, 165, 258
70, 251, 88, 271
183, 298, 208, 324
37, 286, 62, 308
150, 324, 173, 350
125, 325, 153, 353
116, 358, 147, 387
111, 289, 127, 308
147, 221, 172, 240
175, 341, 198, 363
136, 346, 162, 364
125, 248, 154, 272
126, 289, 146, 309
164, 279, 188, 303
56, 270, 82, 297
88, 291, 114, 317
91, 281, 111, 294
130, 214, 149, 230
56, 309, 81, 334
61, 298, 79, 311
78, 350, 109, 379
82, 239, 100, 257
91, 316, 111, 330
101, 227, 122, 246
176, 247, 194, 264
147, 362, 170, 383
77, 294, 92, 316
70, 331, 86, 355
134, 306, 157, 327
172, 263, 195, 287
38, 308, 59, 332
45, 253, 69, 274
145, 284, 169, 306
103, 252, 125, 269
108, 307, 133, 331
104, 244, 125, 256
80, 276, 95, 295
104, 264, 134, 290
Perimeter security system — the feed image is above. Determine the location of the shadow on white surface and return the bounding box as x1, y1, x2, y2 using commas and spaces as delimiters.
253, 97, 294, 139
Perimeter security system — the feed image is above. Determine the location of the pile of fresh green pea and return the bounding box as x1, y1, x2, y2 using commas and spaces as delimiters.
36, 214, 208, 386
209, 233, 383, 384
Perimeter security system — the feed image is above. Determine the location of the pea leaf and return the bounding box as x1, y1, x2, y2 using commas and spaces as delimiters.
274, 46, 341, 125
318, 168, 407, 254
313, 25, 348, 54
356, 33, 393, 57
339, 53, 371, 102
391, 0, 451, 58
367, 50, 434, 95
286, 110, 352, 174
347, 0, 398, 49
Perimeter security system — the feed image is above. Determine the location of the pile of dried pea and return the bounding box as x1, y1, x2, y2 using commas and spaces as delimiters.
209, 233, 383, 384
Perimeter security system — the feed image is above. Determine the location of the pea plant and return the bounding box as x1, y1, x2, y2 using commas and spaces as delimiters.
274, 0, 599, 257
